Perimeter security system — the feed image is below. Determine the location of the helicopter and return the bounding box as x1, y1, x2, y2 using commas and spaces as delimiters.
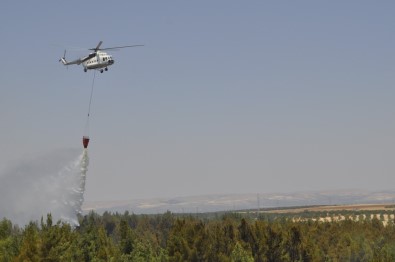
59, 41, 143, 73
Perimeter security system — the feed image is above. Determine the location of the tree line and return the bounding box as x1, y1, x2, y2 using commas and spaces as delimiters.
1, 210, 395, 261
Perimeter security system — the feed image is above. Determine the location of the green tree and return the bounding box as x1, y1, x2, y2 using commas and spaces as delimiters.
16, 222, 41, 262
230, 241, 254, 262
38, 214, 76, 262
71, 213, 118, 261
0, 218, 20, 261
265, 223, 285, 262
285, 225, 302, 262
119, 219, 135, 255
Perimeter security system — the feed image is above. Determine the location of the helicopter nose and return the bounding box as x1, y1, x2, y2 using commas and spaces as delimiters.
108, 59, 114, 65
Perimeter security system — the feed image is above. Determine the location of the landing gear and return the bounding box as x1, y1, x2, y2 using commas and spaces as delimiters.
105, 67, 108, 71
84, 68, 87, 72
100, 69, 104, 73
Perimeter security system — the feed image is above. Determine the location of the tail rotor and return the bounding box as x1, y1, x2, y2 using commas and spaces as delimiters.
60, 49, 67, 61
59, 50, 68, 69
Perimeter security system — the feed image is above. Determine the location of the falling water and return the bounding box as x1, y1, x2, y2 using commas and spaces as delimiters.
0, 148, 89, 227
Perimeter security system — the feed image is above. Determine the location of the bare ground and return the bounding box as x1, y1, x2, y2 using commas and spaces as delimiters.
263, 203, 395, 214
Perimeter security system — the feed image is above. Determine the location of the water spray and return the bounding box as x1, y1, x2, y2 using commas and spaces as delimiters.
0, 149, 89, 227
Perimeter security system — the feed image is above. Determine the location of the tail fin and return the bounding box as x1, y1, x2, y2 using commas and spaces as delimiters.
59, 50, 68, 65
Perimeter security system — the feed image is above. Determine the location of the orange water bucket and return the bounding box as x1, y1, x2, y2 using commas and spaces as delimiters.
83, 136, 90, 148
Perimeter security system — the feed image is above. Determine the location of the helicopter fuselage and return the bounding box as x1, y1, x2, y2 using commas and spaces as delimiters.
82, 51, 114, 72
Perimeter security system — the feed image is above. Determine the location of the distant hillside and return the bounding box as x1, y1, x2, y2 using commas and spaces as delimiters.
82, 189, 395, 214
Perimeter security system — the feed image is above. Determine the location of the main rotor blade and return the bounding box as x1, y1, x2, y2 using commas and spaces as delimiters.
95, 41, 103, 51
99, 44, 144, 50
89, 41, 103, 51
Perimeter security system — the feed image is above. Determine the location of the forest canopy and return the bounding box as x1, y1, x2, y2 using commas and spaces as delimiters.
1, 210, 395, 261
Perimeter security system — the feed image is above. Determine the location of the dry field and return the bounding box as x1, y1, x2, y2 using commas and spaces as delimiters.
264, 203, 395, 214
262, 203, 395, 226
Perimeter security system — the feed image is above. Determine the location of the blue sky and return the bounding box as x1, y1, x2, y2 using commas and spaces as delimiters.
1, 1, 394, 201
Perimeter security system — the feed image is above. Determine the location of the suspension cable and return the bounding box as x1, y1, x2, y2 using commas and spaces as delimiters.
84, 70, 96, 136
87, 70, 96, 117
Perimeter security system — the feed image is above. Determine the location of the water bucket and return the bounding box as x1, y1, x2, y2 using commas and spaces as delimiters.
83, 136, 90, 148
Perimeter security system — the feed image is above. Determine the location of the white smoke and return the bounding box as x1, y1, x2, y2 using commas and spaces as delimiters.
0, 148, 89, 227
